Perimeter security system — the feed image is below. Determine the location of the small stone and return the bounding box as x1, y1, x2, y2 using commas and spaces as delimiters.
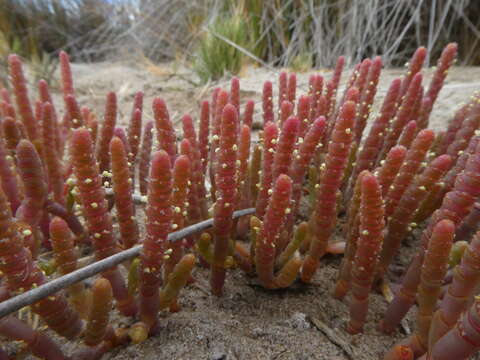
211, 351, 227, 360
286, 312, 310, 329
251, 327, 266, 338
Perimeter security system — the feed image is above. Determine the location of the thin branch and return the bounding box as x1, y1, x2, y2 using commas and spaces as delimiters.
204, 26, 274, 70
0, 208, 254, 318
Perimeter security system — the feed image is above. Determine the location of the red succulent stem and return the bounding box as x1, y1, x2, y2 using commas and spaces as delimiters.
288, 117, 326, 220
324, 62, 359, 139
50, 216, 90, 317
139, 121, 154, 195
113, 127, 131, 157
179, 139, 202, 235
242, 99, 254, 129
237, 125, 251, 209
411, 82, 424, 119
42, 103, 65, 205
287, 73, 297, 104
127, 91, 144, 162
302, 100, 356, 282
0, 88, 11, 104
153, 97, 177, 165
256, 174, 292, 288
375, 145, 408, 196
209, 89, 229, 201
0, 99, 17, 122
34, 100, 42, 127
426, 294, 480, 360
199, 100, 210, 175
308, 74, 323, 122
86, 114, 98, 147
378, 73, 423, 162
378, 154, 452, 274
321, 87, 359, 164
383, 345, 413, 360
347, 173, 384, 334
211, 87, 220, 121
0, 316, 66, 359
272, 116, 299, 179
338, 64, 360, 108
140, 150, 173, 327
38, 80, 63, 157
59, 51, 75, 97
380, 142, 480, 334
8, 55, 37, 142
400, 46, 427, 97
315, 94, 327, 119
279, 100, 294, 127
65, 94, 84, 129
81, 106, 91, 125
235, 124, 252, 238
71, 128, 116, 258
70, 128, 136, 316
326, 56, 345, 116
96, 92, 117, 173
296, 95, 311, 138
334, 170, 369, 299
15, 139, 48, 255
2, 116, 24, 154
110, 136, 139, 249
210, 104, 238, 296
429, 227, 480, 348
262, 81, 274, 125
0, 137, 21, 213
445, 98, 480, 162
230, 77, 240, 115
182, 114, 208, 219
46, 200, 84, 237
455, 202, 480, 242
249, 144, 262, 206
436, 101, 472, 155
402, 219, 454, 357
353, 56, 382, 144
165, 155, 190, 278
84, 278, 113, 346
384, 129, 435, 218
417, 43, 457, 129
351, 78, 401, 183
397, 120, 418, 149
416, 135, 479, 223
278, 71, 288, 111
255, 121, 279, 218
353, 58, 372, 95
159, 253, 196, 311
0, 188, 83, 339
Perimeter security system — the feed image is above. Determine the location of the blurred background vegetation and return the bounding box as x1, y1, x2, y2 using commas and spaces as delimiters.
1, 0, 480, 84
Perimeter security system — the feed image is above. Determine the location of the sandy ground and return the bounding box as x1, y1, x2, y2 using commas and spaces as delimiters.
4, 60, 480, 359
51, 61, 480, 133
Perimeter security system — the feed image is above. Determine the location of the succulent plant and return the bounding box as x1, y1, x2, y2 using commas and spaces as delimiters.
2, 43, 480, 360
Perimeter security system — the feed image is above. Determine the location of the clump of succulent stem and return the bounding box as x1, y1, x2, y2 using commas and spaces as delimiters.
5, 43, 480, 360
210, 104, 238, 296
423, 295, 480, 360
70, 128, 136, 317
302, 98, 356, 282
346, 173, 384, 334
384, 219, 455, 358
50, 216, 91, 318
110, 136, 139, 249
381, 141, 480, 334
428, 226, 480, 349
